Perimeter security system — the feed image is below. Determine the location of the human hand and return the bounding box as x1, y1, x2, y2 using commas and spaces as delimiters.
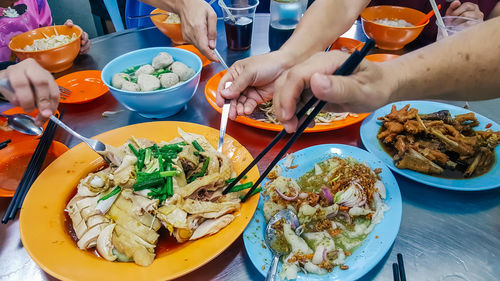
0, 59, 59, 126
176, 0, 218, 61
64, 19, 91, 54
216, 51, 291, 119
446, 1, 484, 21
273, 51, 396, 133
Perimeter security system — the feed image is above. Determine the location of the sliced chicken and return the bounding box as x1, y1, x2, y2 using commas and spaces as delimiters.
96, 224, 117, 261
190, 214, 235, 240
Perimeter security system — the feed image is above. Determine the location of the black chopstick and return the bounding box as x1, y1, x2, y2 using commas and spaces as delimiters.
0, 139, 11, 150
221, 97, 319, 194
238, 39, 375, 202
392, 263, 400, 281
397, 253, 407, 281
2, 113, 62, 223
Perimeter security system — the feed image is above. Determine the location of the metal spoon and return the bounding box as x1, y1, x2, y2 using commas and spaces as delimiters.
265, 209, 299, 281
0, 113, 43, 136
49, 116, 111, 164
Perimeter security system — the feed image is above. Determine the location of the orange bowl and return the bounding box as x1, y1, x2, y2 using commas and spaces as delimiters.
150, 8, 187, 45
361, 6, 428, 50
0, 139, 68, 197
365, 53, 400, 62
9, 25, 82, 73
331, 37, 364, 53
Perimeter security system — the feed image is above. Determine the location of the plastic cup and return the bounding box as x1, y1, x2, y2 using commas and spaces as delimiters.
436, 16, 481, 40
220, 0, 259, 51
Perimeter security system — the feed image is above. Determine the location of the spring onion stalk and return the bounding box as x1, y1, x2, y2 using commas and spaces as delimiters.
165, 163, 174, 197
98, 186, 121, 202
187, 157, 210, 183
240, 187, 262, 200
144, 148, 152, 164
225, 177, 236, 184
133, 177, 164, 191
128, 144, 139, 157
158, 155, 164, 172
192, 140, 204, 152
137, 151, 145, 171
229, 182, 253, 192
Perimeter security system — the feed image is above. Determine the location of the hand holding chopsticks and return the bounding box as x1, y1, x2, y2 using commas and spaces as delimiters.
222, 39, 375, 201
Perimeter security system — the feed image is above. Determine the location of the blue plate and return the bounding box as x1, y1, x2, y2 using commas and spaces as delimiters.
243, 144, 402, 281
360, 100, 500, 191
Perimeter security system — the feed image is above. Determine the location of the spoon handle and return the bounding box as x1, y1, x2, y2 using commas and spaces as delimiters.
49, 115, 89, 145
266, 254, 280, 281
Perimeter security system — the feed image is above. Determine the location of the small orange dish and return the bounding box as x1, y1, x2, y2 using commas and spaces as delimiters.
365, 53, 400, 62
56, 70, 109, 104
331, 37, 364, 53
150, 8, 187, 45
0, 139, 68, 197
9, 25, 82, 73
175, 45, 211, 67
361, 6, 428, 50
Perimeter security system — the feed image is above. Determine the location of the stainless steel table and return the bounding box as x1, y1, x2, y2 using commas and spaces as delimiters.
1, 14, 499, 281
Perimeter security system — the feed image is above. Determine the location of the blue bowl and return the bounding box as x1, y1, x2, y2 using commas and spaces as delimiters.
101, 47, 202, 118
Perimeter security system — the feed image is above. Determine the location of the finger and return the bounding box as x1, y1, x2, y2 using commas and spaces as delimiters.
26, 67, 54, 119
309, 73, 363, 110
220, 66, 255, 102
196, 15, 218, 62
445, 0, 461, 16
64, 19, 74, 27
207, 10, 217, 50
461, 10, 484, 20
273, 70, 305, 123
236, 94, 247, 116
243, 88, 267, 115
282, 117, 298, 133
229, 98, 238, 120
7, 62, 36, 112
449, 2, 479, 17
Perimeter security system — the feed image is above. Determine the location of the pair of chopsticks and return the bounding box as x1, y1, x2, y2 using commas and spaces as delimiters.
393, 253, 407, 281
222, 39, 375, 202
1, 112, 62, 223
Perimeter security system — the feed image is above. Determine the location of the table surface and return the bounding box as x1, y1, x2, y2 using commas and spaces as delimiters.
1, 14, 500, 281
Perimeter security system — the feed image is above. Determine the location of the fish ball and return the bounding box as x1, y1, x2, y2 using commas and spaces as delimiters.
112, 73, 130, 89
169, 62, 195, 81
159, 73, 180, 88
121, 81, 141, 92
135, 64, 155, 76
138, 74, 161, 92
152, 52, 174, 69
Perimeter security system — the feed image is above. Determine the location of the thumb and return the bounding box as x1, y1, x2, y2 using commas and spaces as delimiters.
310, 73, 359, 105
446, 0, 461, 15
64, 19, 74, 27
207, 10, 217, 50
219, 70, 254, 101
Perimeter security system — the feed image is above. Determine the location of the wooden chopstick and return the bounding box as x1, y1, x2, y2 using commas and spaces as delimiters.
238, 39, 375, 202
1, 112, 62, 223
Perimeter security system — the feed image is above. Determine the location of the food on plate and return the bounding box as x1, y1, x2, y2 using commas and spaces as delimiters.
163, 13, 181, 24
65, 129, 251, 266
111, 52, 195, 92
21, 33, 78, 51
262, 157, 388, 279
378, 104, 499, 178
256, 101, 358, 125
373, 18, 414, 27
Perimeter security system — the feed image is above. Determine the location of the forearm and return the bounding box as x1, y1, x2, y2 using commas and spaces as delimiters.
388, 17, 500, 102
487, 2, 500, 19
278, 0, 369, 67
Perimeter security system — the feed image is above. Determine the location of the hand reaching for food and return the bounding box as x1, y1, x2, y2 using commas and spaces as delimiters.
216, 51, 292, 120
446, 0, 484, 21
0, 59, 60, 126
175, 0, 218, 61
64, 19, 91, 54
272, 51, 393, 133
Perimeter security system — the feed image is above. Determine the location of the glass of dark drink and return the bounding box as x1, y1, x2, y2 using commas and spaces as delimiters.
268, 0, 307, 51
220, 0, 259, 51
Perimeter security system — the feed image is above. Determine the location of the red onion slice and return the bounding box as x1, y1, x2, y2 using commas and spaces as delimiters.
322, 187, 333, 205
274, 183, 299, 201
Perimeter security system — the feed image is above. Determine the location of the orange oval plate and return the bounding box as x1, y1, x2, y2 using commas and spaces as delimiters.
56, 70, 109, 104
20, 121, 259, 281
0, 139, 68, 197
0, 107, 57, 143
175, 45, 211, 67
205, 71, 370, 132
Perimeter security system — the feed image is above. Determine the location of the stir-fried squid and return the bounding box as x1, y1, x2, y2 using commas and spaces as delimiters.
263, 157, 388, 280
257, 101, 357, 125
65, 129, 251, 266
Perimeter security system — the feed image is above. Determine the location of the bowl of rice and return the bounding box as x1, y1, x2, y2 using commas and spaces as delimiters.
9, 25, 82, 73
150, 8, 187, 45
361, 6, 428, 50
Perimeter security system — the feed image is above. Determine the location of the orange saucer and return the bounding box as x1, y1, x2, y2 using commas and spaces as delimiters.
175, 45, 211, 67
331, 37, 365, 53
56, 70, 109, 104
365, 53, 400, 62
0, 139, 68, 197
